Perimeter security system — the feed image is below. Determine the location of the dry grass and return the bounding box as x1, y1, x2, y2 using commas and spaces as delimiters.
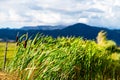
0, 71, 19, 80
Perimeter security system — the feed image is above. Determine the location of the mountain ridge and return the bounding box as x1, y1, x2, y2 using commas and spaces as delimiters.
0, 23, 120, 45
21, 25, 66, 30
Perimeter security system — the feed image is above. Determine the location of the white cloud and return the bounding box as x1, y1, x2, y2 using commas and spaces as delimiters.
78, 18, 88, 23
0, 0, 120, 28
0, 12, 8, 21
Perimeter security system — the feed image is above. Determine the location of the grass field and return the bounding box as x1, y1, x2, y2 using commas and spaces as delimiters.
6, 33, 120, 80
0, 42, 16, 70
0, 32, 120, 80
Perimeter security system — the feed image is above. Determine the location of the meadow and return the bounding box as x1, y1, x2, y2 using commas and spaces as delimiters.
0, 31, 120, 80
0, 42, 16, 70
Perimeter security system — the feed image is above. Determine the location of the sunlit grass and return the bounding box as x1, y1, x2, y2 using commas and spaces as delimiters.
0, 42, 16, 69
6, 33, 120, 80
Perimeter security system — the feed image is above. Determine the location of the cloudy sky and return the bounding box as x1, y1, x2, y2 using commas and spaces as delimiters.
0, 0, 120, 29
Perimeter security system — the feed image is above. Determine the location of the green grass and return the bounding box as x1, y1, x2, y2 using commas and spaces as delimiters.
0, 42, 16, 69
6, 34, 120, 80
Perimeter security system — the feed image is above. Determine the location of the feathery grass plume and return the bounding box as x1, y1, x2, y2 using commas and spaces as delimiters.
96, 30, 117, 51
96, 30, 107, 46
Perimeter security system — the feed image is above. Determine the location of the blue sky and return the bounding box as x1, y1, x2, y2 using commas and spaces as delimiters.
0, 0, 120, 29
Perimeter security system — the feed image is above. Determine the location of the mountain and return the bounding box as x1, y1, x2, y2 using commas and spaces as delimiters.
21, 25, 65, 30
0, 23, 120, 45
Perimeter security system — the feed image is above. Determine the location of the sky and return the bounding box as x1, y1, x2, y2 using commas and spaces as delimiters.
0, 0, 120, 29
